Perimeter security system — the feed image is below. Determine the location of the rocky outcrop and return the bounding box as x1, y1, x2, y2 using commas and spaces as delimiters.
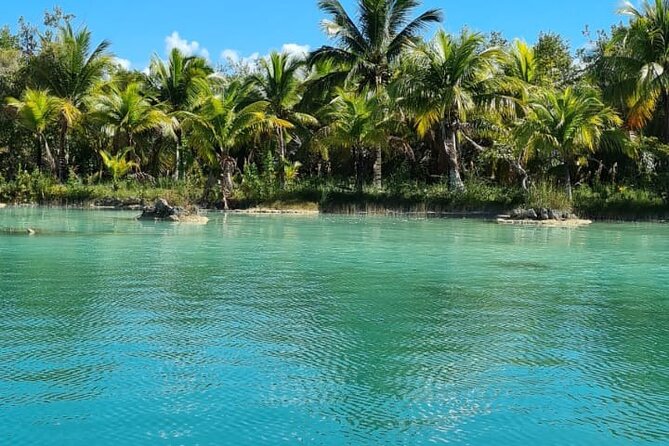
138, 199, 208, 224
508, 208, 576, 221
499, 207, 591, 226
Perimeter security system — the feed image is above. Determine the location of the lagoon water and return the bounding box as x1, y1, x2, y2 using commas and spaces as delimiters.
1, 208, 668, 445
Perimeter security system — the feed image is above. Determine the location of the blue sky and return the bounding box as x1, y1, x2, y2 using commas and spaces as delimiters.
4, 0, 624, 70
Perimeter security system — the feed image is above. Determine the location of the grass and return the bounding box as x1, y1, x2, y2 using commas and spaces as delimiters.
574, 185, 668, 220
526, 182, 572, 211
1, 171, 666, 219
0, 171, 201, 207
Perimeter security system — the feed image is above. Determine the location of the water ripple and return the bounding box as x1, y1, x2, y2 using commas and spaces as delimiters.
1, 208, 668, 445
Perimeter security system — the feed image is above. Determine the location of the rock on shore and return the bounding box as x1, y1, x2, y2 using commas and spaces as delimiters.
138, 199, 208, 224
498, 207, 592, 227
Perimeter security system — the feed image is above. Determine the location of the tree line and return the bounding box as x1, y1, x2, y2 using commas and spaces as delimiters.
1, 0, 668, 208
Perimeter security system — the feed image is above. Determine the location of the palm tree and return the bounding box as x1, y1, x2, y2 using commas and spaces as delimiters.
311, 0, 442, 185
316, 89, 388, 192
250, 51, 317, 186
506, 40, 539, 89
31, 24, 112, 180
515, 86, 623, 200
489, 40, 540, 189
99, 148, 139, 189
184, 78, 268, 208
149, 48, 212, 180
89, 82, 173, 165
6, 89, 62, 174
397, 29, 504, 190
598, 0, 669, 140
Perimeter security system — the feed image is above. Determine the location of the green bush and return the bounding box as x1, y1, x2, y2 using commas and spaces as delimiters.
574, 185, 668, 219
526, 181, 572, 211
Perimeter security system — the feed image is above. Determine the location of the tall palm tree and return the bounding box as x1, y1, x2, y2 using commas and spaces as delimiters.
316, 89, 388, 192
490, 40, 540, 189
397, 29, 504, 190
250, 51, 317, 185
149, 48, 212, 180
89, 82, 173, 164
311, 0, 442, 185
6, 89, 62, 174
515, 86, 623, 200
184, 79, 268, 208
599, 0, 669, 139
31, 25, 112, 180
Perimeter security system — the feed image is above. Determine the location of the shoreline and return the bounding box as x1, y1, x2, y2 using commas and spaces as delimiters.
1, 201, 666, 223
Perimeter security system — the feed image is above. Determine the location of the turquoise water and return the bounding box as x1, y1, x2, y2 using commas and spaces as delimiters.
1, 208, 668, 445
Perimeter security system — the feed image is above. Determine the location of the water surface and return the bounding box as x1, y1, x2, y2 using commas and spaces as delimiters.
1, 208, 668, 445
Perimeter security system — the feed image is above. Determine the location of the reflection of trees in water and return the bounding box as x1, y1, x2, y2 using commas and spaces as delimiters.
3, 210, 669, 442
219, 218, 508, 441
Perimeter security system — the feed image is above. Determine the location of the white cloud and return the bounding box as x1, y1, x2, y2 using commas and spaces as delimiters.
281, 43, 310, 58
219, 43, 310, 69
220, 49, 261, 67
113, 57, 132, 70
165, 31, 210, 60
221, 49, 241, 64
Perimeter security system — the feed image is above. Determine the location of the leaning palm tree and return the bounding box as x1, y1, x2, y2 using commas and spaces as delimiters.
149, 48, 212, 180
31, 25, 112, 180
396, 29, 505, 190
514, 86, 623, 200
315, 89, 388, 192
6, 89, 63, 174
599, 0, 669, 139
88, 82, 173, 165
250, 51, 317, 185
311, 0, 442, 184
184, 78, 268, 208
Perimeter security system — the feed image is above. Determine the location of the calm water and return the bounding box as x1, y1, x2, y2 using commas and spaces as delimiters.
1, 208, 668, 445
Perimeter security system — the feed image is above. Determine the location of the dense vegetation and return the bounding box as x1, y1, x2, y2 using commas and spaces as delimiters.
1, 1, 668, 218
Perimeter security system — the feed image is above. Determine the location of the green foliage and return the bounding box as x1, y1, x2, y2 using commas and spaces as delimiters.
526, 181, 572, 211
574, 184, 668, 219
0, 169, 202, 205
1, 1, 669, 219
99, 148, 138, 185
601, 0, 669, 134
284, 160, 302, 184
311, 0, 442, 90
533, 32, 574, 87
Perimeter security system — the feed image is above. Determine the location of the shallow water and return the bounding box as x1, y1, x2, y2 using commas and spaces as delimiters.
1, 208, 668, 445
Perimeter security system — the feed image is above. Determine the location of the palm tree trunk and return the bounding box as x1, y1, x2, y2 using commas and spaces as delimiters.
148, 139, 162, 177
34, 136, 43, 171
58, 120, 68, 182
373, 147, 382, 189
41, 134, 57, 176
514, 158, 529, 191
220, 155, 237, 211
173, 132, 182, 181
441, 122, 464, 191
565, 162, 573, 201
201, 169, 217, 205
277, 128, 286, 188
354, 146, 364, 193
664, 93, 669, 143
